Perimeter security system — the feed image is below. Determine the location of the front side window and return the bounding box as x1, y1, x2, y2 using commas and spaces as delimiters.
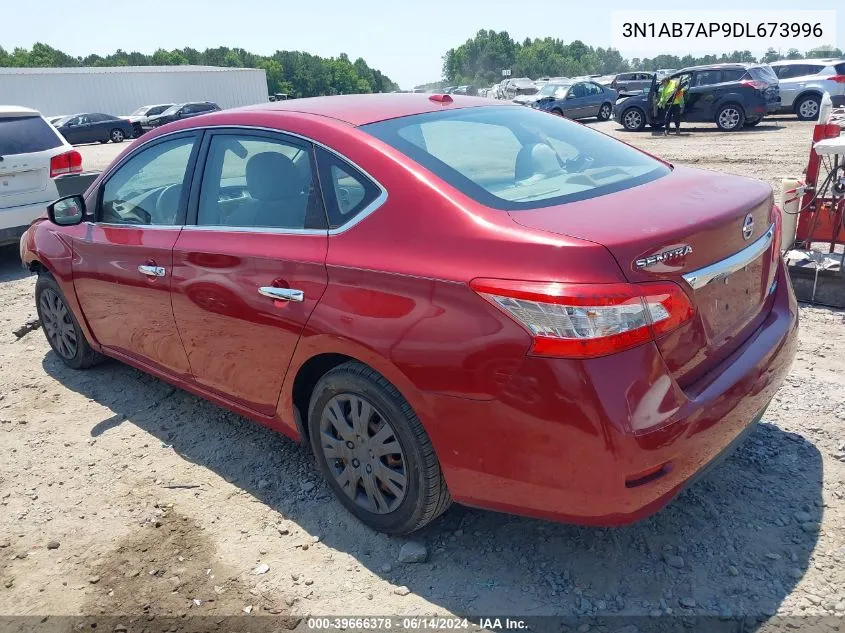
363, 105, 669, 211
100, 135, 196, 226
197, 133, 323, 230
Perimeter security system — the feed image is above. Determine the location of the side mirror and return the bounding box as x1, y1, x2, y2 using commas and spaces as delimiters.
47, 195, 85, 226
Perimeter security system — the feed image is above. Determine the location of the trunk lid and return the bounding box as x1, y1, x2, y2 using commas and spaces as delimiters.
508, 166, 778, 387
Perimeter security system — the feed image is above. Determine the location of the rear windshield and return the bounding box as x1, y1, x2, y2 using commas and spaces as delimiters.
0, 115, 63, 156
362, 106, 669, 211
749, 65, 778, 83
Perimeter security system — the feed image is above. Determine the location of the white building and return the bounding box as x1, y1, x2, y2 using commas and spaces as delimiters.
0, 65, 268, 117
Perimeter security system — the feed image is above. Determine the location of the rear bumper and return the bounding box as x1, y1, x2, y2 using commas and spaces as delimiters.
423, 260, 798, 525
0, 200, 51, 241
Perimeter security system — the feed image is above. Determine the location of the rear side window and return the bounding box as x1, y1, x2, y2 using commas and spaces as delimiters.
363, 105, 669, 211
315, 147, 382, 229
0, 116, 63, 155
693, 70, 723, 86
721, 69, 745, 82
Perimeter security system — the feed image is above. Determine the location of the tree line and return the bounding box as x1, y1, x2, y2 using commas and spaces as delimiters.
0, 43, 398, 98
439, 29, 843, 88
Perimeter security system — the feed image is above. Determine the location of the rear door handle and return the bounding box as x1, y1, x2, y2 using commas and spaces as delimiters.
259, 287, 304, 302
138, 265, 166, 278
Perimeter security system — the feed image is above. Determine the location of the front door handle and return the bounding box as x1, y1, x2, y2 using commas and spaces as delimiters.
259, 286, 304, 302
138, 265, 166, 278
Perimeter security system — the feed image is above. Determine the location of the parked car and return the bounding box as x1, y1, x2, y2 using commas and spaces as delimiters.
613, 63, 780, 132
769, 58, 845, 119
20, 94, 797, 535
532, 80, 616, 121
143, 102, 221, 131
121, 104, 175, 137
503, 78, 538, 99
515, 81, 568, 106
0, 106, 82, 246
53, 113, 134, 144
610, 72, 654, 93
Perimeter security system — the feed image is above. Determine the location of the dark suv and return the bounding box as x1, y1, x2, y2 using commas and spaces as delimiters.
613, 63, 780, 132
142, 102, 221, 131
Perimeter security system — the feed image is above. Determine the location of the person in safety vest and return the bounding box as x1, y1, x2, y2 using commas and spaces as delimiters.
658, 75, 690, 135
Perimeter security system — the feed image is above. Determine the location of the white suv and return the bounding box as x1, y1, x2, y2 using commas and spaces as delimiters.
0, 106, 82, 246
770, 59, 845, 120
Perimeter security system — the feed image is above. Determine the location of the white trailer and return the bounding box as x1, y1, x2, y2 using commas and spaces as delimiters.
0, 66, 268, 117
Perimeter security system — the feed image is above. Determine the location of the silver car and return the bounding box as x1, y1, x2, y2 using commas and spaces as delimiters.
770, 58, 845, 120
610, 72, 654, 92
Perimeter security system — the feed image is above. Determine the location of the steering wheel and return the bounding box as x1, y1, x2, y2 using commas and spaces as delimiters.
153, 184, 182, 225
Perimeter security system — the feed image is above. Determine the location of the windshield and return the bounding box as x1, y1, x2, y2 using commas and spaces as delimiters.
160, 105, 181, 116
130, 106, 150, 116
537, 83, 569, 96
363, 106, 669, 211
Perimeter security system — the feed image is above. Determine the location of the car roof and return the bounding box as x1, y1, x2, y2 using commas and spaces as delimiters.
678, 62, 758, 72
238, 93, 513, 126
0, 105, 41, 117
770, 58, 844, 66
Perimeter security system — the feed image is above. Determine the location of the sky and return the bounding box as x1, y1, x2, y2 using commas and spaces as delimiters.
2, 0, 842, 89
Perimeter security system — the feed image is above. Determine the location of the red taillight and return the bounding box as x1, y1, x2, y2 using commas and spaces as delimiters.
49, 150, 83, 178
828, 75, 845, 83
470, 279, 695, 359
742, 80, 768, 90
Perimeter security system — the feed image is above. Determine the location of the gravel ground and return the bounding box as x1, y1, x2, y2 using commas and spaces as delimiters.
1, 114, 844, 630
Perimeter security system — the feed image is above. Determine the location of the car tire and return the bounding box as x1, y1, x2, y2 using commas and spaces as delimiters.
551, 108, 564, 117
307, 361, 451, 535
795, 95, 821, 121
744, 117, 762, 127
597, 102, 612, 121
98, 139, 109, 144
716, 103, 745, 131
35, 273, 105, 370
621, 107, 646, 131
110, 128, 125, 143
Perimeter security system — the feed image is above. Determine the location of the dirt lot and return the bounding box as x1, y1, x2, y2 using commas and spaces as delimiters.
2, 115, 845, 630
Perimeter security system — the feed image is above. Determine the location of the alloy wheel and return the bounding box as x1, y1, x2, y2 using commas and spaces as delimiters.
799, 99, 819, 120
39, 288, 77, 360
719, 107, 741, 130
623, 109, 642, 130
318, 394, 407, 514
600, 104, 611, 119
111, 129, 124, 142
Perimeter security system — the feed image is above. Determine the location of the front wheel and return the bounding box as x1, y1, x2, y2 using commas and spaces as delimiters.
716, 104, 745, 131
550, 108, 564, 117
35, 274, 105, 370
621, 107, 646, 131
110, 128, 125, 143
795, 95, 821, 121
597, 102, 612, 121
308, 361, 451, 534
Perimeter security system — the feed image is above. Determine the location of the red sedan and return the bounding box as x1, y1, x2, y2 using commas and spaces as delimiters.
20, 94, 798, 534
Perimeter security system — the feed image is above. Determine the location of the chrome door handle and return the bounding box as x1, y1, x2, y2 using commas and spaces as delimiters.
138, 265, 166, 278
259, 287, 304, 302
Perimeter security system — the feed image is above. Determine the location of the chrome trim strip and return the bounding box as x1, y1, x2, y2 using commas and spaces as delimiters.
181, 225, 327, 236
88, 222, 183, 230
682, 224, 775, 290
106, 124, 389, 236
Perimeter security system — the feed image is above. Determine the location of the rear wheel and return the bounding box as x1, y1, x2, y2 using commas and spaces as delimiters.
716, 104, 745, 131
621, 107, 646, 131
597, 102, 612, 121
35, 273, 105, 370
110, 128, 125, 143
795, 95, 821, 121
744, 117, 762, 127
308, 361, 451, 534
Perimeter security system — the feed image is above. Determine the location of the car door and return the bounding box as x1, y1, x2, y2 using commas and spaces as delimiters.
170, 128, 329, 417
562, 82, 589, 118
685, 70, 722, 121
584, 82, 604, 116
71, 131, 201, 376
773, 64, 801, 108
88, 114, 109, 142
62, 116, 86, 144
